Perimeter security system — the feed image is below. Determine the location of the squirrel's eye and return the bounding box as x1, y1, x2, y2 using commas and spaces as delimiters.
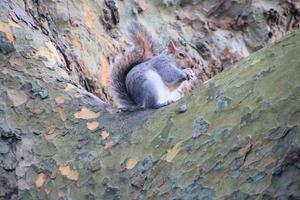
179, 53, 186, 58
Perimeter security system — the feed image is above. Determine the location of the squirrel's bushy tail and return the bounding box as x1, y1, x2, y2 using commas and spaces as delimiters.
127, 21, 161, 60
109, 21, 161, 109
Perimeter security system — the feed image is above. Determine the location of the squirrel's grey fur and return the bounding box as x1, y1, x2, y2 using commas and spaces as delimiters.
109, 21, 195, 111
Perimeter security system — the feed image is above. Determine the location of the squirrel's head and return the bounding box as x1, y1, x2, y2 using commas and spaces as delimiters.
166, 41, 195, 69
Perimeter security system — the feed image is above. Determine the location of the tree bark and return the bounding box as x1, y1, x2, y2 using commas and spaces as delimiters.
0, 0, 300, 200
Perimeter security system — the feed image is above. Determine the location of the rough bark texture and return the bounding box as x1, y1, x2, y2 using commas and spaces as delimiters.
0, 0, 300, 200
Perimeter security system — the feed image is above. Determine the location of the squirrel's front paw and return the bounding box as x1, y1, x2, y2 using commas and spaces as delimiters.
183, 68, 196, 80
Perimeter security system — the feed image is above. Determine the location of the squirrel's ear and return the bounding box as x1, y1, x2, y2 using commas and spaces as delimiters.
167, 40, 176, 53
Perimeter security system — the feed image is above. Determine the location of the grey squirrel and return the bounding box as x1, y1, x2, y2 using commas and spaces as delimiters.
109, 21, 195, 111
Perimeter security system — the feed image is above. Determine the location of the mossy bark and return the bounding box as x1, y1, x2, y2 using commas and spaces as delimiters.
0, 0, 300, 200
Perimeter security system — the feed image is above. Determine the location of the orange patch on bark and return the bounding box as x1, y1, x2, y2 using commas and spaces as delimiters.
1, 67, 10, 74
58, 191, 65, 197
100, 130, 109, 140
44, 188, 50, 194
95, 32, 116, 50
35, 173, 47, 188
7, 89, 28, 106
45, 125, 58, 140
83, 6, 116, 51
59, 165, 79, 181
104, 141, 114, 149
72, 35, 83, 51
99, 55, 110, 87
0, 19, 21, 43
54, 107, 67, 122
163, 141, 183, 162
35, 41, 62, 68
74, 106, 100, 119
55, 96, 65, 104
257, 154, 276, 171
84, 6, 96, 30
126, 157, 138, 170
9, 56, 23, 66
87, 121, 99, 130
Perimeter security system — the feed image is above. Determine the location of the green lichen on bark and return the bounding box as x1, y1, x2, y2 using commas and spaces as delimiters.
0, 0, 300, 199
1, 29, 299, 199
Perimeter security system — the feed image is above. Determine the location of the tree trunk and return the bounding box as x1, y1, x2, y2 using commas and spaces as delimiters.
0, 0, 300, 200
